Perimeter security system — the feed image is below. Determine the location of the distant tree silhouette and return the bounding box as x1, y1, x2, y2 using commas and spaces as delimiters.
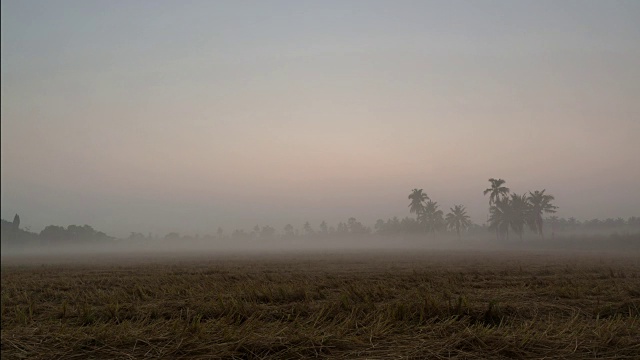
164, 232, 180, 241
547, 216, 560, 239
509, 194, 530, 241
128, 232, 146, 241
303, 222, 314, 236
319, 221, 328, 235
1, 218, 38, 246
400, 216, 421, 233
347, 217, 369, 234
419, 200, 444, 237
231, 229, 248, 241
484, 178, 510, 239
567, 217, 579, 231
36, 223, 113, 243
483, 178, 510, 205
527, 190, 557, 238
336, 222, 348, 234
40, 225, 68, 241
445, 205, 472, 240
408, 189, 429, 220
388, 217, 401, 233
488, 199, 511, 240
283, 224, 294, 237
260, 225, 276, 239
12, 214, 20, 231
375, 217, 404, 234
488, 194, 531, 241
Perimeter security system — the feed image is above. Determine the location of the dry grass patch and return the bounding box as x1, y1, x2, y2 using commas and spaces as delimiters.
2, 250, 639, 359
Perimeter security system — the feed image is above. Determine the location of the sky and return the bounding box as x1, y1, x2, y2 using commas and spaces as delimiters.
2, 0, 639, 237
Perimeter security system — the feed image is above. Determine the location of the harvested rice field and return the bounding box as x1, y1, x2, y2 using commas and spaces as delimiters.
2, 250, 639, 359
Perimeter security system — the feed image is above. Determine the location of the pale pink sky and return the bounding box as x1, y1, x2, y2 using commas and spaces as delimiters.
2, 1, 639, 237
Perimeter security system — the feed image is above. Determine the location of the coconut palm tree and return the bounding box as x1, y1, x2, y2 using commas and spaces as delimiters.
488, 198, 511, 241
445, 205, 472, 240
484, 179, 510, 240
483, 178, 510, 205
527, 190, 557, 239
408, 189, 429, 219
508, 193, 531, 241
488, 194, 529, 241
419, 200, 444, 237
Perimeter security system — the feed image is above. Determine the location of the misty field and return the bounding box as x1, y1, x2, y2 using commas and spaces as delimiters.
2, 250, 639, 359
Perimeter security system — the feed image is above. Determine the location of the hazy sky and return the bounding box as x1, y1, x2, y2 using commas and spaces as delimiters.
2, 0, 639, 237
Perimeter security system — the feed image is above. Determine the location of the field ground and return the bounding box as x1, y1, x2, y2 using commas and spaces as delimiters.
2, 249, 640, 359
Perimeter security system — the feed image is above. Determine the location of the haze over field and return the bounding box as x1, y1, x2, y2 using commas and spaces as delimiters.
2, 0, 639, 238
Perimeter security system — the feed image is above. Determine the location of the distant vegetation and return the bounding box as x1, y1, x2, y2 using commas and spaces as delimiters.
483, 179, 558, 241
1, 218, 114, 247
2, 178, 639, 248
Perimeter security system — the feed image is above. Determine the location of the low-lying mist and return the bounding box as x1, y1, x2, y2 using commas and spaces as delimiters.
3, 231, 639, 266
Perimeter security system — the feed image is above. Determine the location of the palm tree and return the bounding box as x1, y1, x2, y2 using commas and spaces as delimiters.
484, 179, 510, 240
483, 178, 510, 205
419, 200, 444, 237
488, 194, 531, 241
408, 189, 429, 219
445, 205, 472, 240
527, 190, 557, 239
488, 198, 511, 241
508, 193, 531, 241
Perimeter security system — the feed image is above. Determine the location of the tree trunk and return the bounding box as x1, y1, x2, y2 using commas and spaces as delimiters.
538, 219, 544, 239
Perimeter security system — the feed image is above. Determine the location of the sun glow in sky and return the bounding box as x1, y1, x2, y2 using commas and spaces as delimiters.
2, 0, 639, 237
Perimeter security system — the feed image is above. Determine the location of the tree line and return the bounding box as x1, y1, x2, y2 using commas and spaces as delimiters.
2, 178, 639, 247
1, 216, 114, 246
483, 178, 557, 241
